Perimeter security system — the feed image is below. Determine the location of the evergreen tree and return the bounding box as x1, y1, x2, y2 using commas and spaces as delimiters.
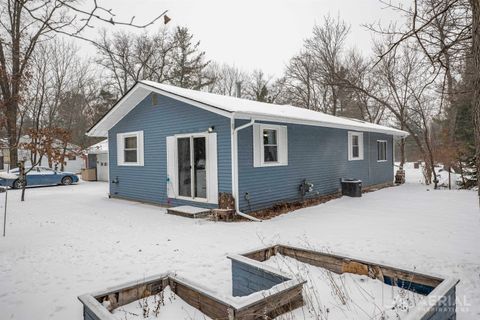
168, 27, 211, 89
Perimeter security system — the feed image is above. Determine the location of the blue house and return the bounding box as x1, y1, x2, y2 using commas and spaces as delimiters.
87, 80, 408, 217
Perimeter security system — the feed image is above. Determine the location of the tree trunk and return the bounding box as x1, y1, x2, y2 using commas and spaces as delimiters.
400, 138, 406, 167
19, 160, 26, 201
60, 144, 68, 172
399, 122, 406, 167
7, 101, 18, 168
470, 0, 480, 203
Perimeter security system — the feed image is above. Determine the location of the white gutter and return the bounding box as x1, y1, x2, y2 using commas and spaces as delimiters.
231, 114, 262, 222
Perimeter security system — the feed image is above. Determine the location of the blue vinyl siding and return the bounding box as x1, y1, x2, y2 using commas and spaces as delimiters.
108, 94, 231, 207
231, 259, 289, 297
108, 92, 395, 212
237, 122, 394, 212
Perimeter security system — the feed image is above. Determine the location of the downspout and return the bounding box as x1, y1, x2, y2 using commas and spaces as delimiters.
368, 132, 371, 183
231, 114, 262, 222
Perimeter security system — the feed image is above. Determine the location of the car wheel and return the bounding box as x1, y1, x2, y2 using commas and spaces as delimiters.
13, 179, 26, 189
61, 176, 73, 185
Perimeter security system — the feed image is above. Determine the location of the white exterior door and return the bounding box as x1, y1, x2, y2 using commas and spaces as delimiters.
96, 153, 109, 182
166, 133, 218, 204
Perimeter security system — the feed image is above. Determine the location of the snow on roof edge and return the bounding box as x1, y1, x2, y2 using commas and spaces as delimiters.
140, 80, 408, 137
87, 80, 409, 137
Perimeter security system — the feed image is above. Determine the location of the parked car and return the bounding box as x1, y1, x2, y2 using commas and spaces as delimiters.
0, 166, 79, 189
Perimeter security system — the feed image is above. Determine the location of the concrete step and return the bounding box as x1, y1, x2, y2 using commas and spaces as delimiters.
166, 205, 211, 219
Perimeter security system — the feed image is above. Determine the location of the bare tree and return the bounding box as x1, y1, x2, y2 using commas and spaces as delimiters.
343, 50, 386, 123
282, 15, 350, 114
21, 39, 95, 168
306, 15, 350, 115
206, 62, 249, 96
244, 69, 285, 103
340, 40, 442, 185
283, 50, 323, 110
96, 28, 175, 95
368, 0, 480, 197
0, 0, 168, 168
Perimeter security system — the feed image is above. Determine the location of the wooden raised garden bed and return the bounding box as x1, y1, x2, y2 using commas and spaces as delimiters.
78, 244, 458, 320
78, 259, 305, 320
239, 244, 459, 320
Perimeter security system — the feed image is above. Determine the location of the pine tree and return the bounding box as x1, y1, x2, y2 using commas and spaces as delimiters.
168, 27, 211, 89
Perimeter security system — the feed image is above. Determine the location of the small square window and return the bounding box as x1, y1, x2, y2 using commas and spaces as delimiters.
117, 131, 143, 166
124, 137, 137, 149
124, 149, 137, 162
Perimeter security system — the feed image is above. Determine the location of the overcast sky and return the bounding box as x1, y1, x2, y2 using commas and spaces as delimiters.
82, 0, 403, 77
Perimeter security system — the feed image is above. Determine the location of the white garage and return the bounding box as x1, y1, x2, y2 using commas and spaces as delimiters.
85, 139, 109, 182
95, 152, 109, 182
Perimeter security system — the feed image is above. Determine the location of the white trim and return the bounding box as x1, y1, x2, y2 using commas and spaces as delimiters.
116, 131, 144, 166
253, 123, 288, 167
348, 131, 364, 161
221, 111, 408, 137
87, 81, 409, 138
166, 131, 218, 204
377, 140, 388, 162
166, 136, 177, 198
88, 83, 232, 137
206, 133, 218, 204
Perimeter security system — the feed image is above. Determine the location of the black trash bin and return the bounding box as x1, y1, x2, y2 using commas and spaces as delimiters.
341, 179, 362, 197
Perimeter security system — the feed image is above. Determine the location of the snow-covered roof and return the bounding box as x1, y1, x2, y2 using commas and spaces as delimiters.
87, 80, 409, 137
87, 139, 108, 154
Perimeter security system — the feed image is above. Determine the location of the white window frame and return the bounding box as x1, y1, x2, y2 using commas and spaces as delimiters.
377, 140, 388, 162
117, 131, 144, 166
348, 131, 364, 161
253, 124, 288, 167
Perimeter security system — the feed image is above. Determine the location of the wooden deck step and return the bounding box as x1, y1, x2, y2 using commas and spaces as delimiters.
166, 205, 211, 219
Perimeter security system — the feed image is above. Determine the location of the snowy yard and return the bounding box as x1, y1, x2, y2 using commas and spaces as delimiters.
0, 166, 479, 320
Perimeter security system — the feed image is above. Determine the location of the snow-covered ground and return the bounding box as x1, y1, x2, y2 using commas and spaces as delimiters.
265, 254, 424, 320
0, 165, 478, 319
112, 286, 211, 320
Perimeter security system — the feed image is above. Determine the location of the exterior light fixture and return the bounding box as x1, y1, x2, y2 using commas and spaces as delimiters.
208, 126, 215, 133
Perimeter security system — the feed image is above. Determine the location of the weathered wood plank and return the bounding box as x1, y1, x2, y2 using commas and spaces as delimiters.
234, 284, 304, 319
170, 279, 231, 319
277, 245, 442, 289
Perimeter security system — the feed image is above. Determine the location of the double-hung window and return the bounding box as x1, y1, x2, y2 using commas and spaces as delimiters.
253, 124, 288, 167
124, 137, 137, 162
377, 140, 387, 162
348, 132, 364, 161
117, 131, 144, 166
263, 129, 278, 162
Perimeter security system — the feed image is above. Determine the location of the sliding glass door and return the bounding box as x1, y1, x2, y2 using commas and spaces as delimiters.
177, 135, 207, 199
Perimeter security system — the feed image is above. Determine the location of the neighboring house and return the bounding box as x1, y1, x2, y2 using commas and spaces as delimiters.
0, 136, 84, 173
87, 80, 408, 214
85, 139, 109, 182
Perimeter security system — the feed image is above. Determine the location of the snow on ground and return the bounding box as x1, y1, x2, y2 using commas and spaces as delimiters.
265, 254, 424, 320
0, 166, 478, 320
111, 286, 211, 320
